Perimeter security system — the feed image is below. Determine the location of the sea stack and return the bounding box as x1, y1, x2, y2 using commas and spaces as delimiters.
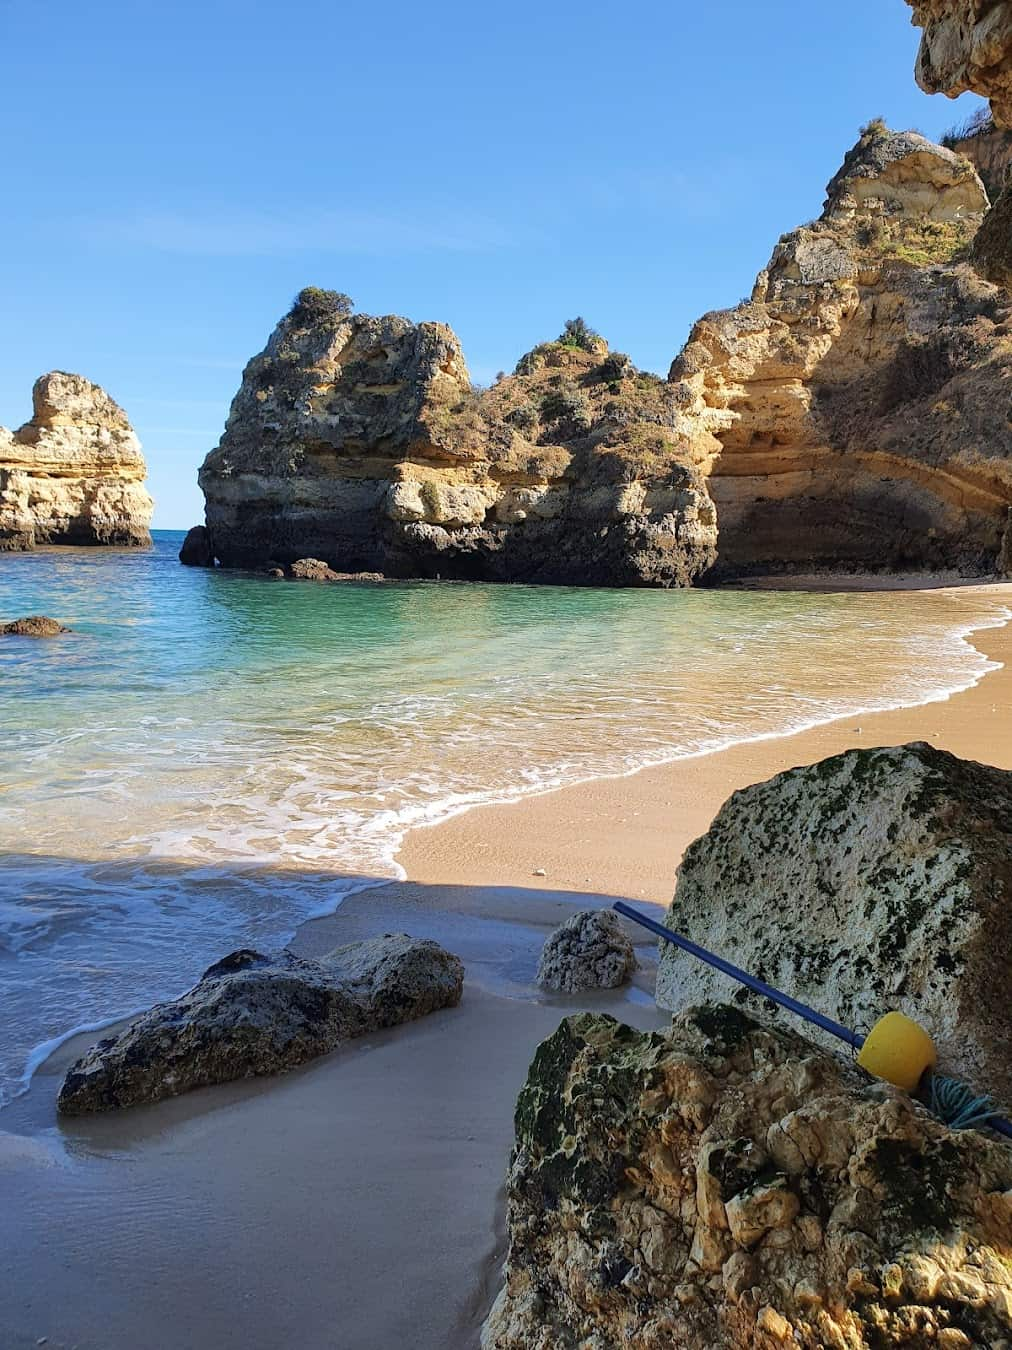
193, 290, 717, 586
0, 372, 153, 550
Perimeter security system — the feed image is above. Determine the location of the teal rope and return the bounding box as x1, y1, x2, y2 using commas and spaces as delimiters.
927, 1074, 1001, 1131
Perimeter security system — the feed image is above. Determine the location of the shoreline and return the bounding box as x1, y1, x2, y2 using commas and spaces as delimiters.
4, 577, 1011, 1109
397, 579, 1012, 905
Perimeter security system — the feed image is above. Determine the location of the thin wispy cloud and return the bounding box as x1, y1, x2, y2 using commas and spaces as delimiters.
78, 204, 526, 257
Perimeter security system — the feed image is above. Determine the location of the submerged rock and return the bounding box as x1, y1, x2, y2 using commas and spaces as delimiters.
0, 615, 69, 636
58, 934, 464, 1113
482, 1006, 1012, 1349
285, 557, 384, 582
0, 372, 153, 551
536, 909, 637, 992
656, 742, 1012, 1108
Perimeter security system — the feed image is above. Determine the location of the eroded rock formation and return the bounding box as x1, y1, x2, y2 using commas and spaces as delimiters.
195, 126, 1012, 584
669, 125, 1012, 576
0, 372, 153, 551
536, 909, 637, 993
656, 743, 1012, 1108
906, 0, 1012, 127
196, 295, 717, 586
58, 934, 464, 1112
482, 1007, 1012, 1349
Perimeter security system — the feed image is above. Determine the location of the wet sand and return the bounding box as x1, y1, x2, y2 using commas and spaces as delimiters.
2, 581, 1010, 1350
400, 583, 1012, 905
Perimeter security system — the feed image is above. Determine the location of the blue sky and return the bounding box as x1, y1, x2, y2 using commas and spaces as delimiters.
0, 0, 986, 527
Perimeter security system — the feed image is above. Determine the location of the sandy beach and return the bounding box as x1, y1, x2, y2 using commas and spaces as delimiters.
2, 582, 1011, 1350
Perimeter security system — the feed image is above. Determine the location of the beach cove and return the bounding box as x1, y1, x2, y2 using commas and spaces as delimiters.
1, 570, 1010, 1349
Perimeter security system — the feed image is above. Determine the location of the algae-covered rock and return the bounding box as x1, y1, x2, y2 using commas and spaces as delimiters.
656, 743, 1012, 1108
58, 935, 464, 1113
482, 1006, 1012, 1349
536, 909, 637, 992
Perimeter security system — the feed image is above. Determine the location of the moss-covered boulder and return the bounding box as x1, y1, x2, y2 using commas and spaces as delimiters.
655, 743, 1012, 1108
482, 1007, 1012, 1349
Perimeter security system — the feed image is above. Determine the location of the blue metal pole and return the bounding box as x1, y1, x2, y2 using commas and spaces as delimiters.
613, 900, 1012, 1142
613, 900, 864, 1048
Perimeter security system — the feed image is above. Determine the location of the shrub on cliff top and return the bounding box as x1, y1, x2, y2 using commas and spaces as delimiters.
288, 287, 354, 326
941, 104, 993, 148
557, 317, 600, 352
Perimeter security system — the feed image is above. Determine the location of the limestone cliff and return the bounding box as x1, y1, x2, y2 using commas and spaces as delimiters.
0, 372, 152, 550
906, 0, 1012, 127
483, 1008, 1012, 1349
668, 125, 1012, 576
197, 293, 716, 585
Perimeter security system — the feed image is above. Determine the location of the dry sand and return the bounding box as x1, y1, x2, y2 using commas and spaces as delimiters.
2, 582, 1011, 1350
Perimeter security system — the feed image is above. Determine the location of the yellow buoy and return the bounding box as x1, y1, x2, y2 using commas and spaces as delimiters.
856, 1011, 937, 1092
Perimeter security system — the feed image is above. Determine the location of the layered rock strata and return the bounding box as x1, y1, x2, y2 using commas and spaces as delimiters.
656, 743, 1012, 1108
194, 296, 717, 586
906, 0, 1012, 127
196, 127, 1012, 584
58, 934, 464, 1112
668, 125, 1012, 576
0, 372, 153, 550
483, 1007, 1012, 1349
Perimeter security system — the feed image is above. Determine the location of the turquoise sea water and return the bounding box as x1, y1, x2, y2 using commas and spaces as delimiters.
0, 531, 1008, 1106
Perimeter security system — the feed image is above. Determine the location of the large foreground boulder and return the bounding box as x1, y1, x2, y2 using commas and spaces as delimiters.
536, 909, 637, 992
58, 935, 464, 1113
656, 743, 1012, 1108
482, 1007, 1012, 1349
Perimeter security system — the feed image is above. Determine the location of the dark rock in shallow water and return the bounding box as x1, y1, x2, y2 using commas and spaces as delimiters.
0, 615, 70, 636
178, 524, 214, 567
58, 934, 464, 1113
